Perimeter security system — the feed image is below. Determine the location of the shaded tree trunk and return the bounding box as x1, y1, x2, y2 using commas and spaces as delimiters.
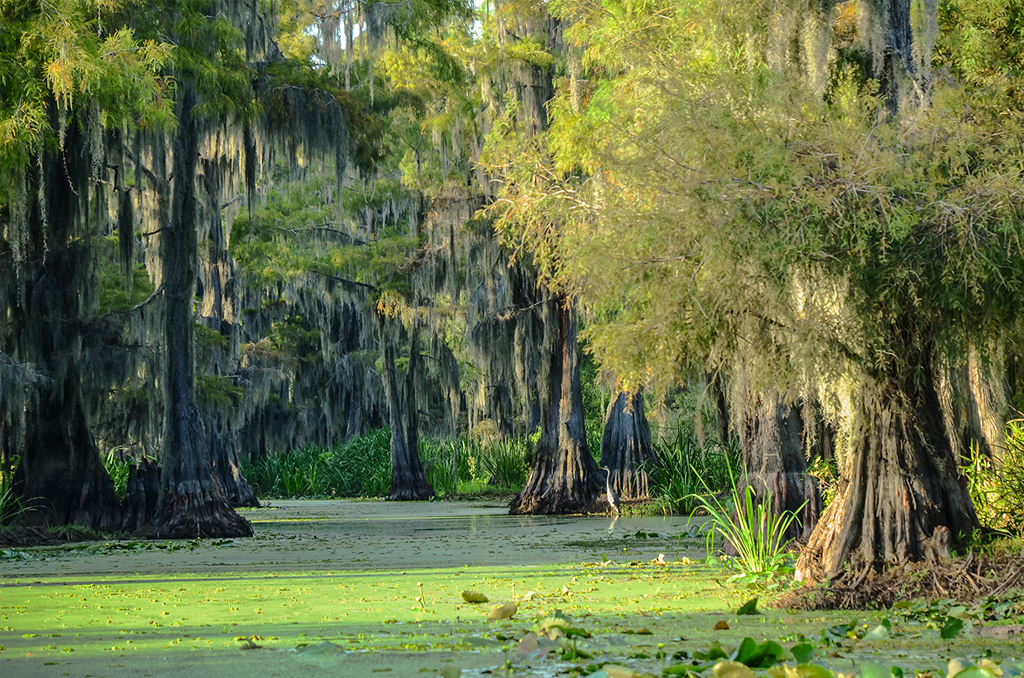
15, 373, 122, 530
738, 391, 821, 545
379, 312, 434, 501
600, 391, 655, 501
510, 297, 600, 514
710, 371, 731, 446
796, 365, 980, 583
148, 83, 251, 538
3, 118, 121, 532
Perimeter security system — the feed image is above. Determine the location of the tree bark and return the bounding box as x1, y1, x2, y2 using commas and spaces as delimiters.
379, 312, 434, 501
964, 345, 1009, 467
510, 297, 601, 514
14, 376, 122, 530
2, 118, 121, 532
796, 367, 980, 583
738, 390, 821, 544
147, 83, 252, 538
600, 391, 656, 501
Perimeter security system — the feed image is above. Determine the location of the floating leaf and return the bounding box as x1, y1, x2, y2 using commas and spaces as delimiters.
713, 660, 759, 678
865, 625, 890, 640
737, 598, 759, 615
859, 660, 891, 678
517, 632, 539, 659
461, 590, 488, 604
941, 617, 964, 639
715, 621, 730, 630
731, 637, 785, 668
488, 602, 517, 621
600, 665, 637, 678
440, 666, 462, 678
791, 643, 815, 664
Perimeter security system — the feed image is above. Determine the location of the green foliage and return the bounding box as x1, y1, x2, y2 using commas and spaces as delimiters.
193, 322, 228, 348
96, 260, 157, 315
103, 450, 133, 503
0, 454, 27, 526
647, 435, 740, 515
474, 438, 530, 490
963, 419, 1024, 534
420, 437, 474, 497
197, 374, 243, 406
241, 430, 392, 499
242, 430, 533, 499
695, 470, 803, 586
807, 455, 840, 509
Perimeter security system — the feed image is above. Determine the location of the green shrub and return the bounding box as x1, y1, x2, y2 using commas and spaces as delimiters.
421, 437, 476, 497
103, 450, 134, 502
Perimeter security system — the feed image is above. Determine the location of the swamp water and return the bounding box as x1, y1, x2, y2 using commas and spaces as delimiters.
1, 500, 1020, 677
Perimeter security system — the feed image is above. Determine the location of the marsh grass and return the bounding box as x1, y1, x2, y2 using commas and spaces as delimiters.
0, 453, 31, 526
647, 434, 740, 514
243, 430, 530, 499
963, 418, 1024, 534
476, 438, 530, 489
693, 469, 802, 585
242, 429, 391, 498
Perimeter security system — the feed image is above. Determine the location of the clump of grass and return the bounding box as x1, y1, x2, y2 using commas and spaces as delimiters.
421, 437, 476, 498
694, 469, 803, 586
964, 418, 1024, 535
1, 454, 27, 526
647, 434, 740, 514
476, 438, 530, 490
241, 430, 532, 500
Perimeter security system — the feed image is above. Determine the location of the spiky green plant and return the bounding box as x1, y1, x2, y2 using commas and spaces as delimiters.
647, 435, 740, 514
477, 438, 530, 489
103, 450, 134, 502
692, 469, 803, 585
963, 419, 1024, 534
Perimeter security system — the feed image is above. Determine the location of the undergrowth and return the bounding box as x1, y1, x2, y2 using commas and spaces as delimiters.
242, 429, 530, 499
964, 418, 1024, 535
647, 434, 740, 514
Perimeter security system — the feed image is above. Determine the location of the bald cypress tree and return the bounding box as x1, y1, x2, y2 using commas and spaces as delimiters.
487, 0, 1024, 577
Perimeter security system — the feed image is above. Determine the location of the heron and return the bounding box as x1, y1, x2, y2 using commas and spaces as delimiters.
598, 466, 620, 514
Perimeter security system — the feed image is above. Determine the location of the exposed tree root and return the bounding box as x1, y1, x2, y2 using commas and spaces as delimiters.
780, 548, 1024, 610
0, 525, 120, 547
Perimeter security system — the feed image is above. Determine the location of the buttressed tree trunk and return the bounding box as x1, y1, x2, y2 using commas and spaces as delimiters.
600, 391, 655, 501
965, 345, 1010, 467
510, 296, 601, 514
149, 83, 252, 538
4, 121, 121, 531
15, 367, 122, 530
796, 358, 980, 583
379, 312, 434, 501
738, 391, 821, 544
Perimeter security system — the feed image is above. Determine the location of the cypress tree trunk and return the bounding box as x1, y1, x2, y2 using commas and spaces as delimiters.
148, 83, 251, 538
510, 297, 601, 514
737, 391, 821, 544
3, 121, 121, 532
600, 391, 655, 501
379, 312, 434, 501
796, 363, 980, 583
965, 345, 1009, 466
15, 371, 122, 530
